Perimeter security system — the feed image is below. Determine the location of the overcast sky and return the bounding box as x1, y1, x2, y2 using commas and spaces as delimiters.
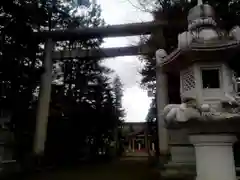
96, 0, 153, 122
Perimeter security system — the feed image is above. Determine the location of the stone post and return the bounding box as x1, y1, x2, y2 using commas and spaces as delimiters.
189, 134, 237, 180
132, 139, 135, 152
128, 139, 131, 151
144, 128, 149, 154
152, 143, 155, 151
33, 39, 54, 155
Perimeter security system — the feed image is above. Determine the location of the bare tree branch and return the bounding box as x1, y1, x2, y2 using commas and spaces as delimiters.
124, 0, 153, 13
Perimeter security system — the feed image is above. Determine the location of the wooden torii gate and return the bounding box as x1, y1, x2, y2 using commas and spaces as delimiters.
52, 45, 152, 60
33, 21, 174, 156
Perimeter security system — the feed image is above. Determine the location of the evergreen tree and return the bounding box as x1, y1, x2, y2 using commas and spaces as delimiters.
112, 75, 125, 156
0, 0, 124, 168
113, 75, 125, 122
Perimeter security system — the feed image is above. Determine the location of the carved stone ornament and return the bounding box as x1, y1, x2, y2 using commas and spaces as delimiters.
155, 49, 167, 66
229, 26, 240, 40
178, 31, 193, 50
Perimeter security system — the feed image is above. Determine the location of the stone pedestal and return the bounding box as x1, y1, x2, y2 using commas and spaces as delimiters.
170, 145, 195, 164
190, 134, 237, 180
161, 128, 196, 178
162, 116, 240, 180
162, 146, 196, 179
168, 129, 195, 164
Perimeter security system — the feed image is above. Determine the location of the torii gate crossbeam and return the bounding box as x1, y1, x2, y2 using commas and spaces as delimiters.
34, 21, 174, 41
52, 45, 153, 60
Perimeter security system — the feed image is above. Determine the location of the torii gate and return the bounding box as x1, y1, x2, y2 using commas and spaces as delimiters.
33, 21, 178, 157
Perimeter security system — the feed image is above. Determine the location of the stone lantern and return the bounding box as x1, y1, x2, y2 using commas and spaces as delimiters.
156, 1, 240, 180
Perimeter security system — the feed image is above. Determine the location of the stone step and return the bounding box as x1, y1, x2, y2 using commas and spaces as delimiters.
161, 163, 196, 180
162, 165, 240, 180
164, 162, 196, 170
161, 170, 196, 180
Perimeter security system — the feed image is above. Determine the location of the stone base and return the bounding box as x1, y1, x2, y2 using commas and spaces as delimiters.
160, 143, 196, 179
190, 134, 237, 180
170, 145, 195, 164
161, 162, 196, 180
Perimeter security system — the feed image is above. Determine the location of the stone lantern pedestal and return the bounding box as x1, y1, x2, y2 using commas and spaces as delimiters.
155, 1, 240, 179
190, 134, 236, 180
170, 118, 240, 180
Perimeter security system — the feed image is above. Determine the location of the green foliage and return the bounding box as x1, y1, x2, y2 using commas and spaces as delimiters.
113, 75, 125, 122
0, 0, 124, 167
0, 0, 46, 165
112, 75, 125, 156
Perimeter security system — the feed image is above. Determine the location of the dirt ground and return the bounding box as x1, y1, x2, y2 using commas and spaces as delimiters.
25, 157, 161, 180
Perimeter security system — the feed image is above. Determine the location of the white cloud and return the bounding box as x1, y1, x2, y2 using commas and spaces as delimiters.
103, 56, 142, 88
97, 0, 152, 24
99, 0, 153, 122
123, 86, 151, 122
101, 36, 140, 48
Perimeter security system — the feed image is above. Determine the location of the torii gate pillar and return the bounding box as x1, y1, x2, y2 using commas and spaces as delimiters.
33, 39, 54, 155
155, 49, 170, 160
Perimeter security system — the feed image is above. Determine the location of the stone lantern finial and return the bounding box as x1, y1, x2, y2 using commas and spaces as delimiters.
187, 2, 217, 31
197, 0, 203, 5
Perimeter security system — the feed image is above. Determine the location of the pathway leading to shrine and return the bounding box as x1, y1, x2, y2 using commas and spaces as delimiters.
26, 158, 160, 180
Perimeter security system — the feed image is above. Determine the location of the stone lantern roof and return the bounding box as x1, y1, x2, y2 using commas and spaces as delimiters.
187, 0, 217, 30
159, 40, 240, 72
157, 0, 240, 73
